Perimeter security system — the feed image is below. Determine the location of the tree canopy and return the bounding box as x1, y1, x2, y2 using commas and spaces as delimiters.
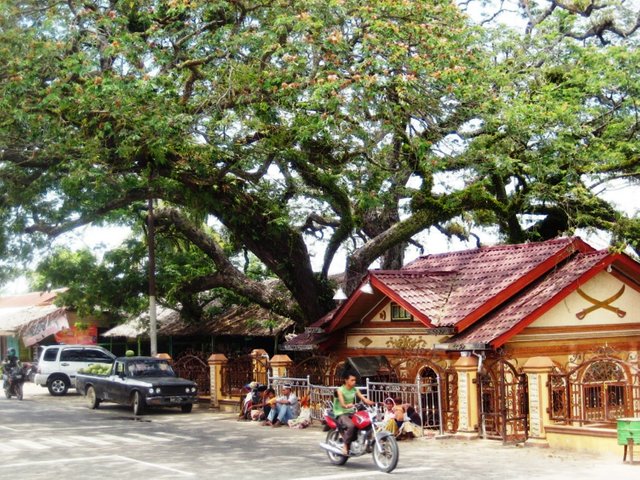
1, 0, 639, 326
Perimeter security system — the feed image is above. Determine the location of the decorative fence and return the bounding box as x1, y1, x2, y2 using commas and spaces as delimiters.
267, 375, 445, 435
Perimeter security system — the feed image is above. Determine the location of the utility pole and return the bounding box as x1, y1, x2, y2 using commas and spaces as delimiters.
148, 183, 157, 357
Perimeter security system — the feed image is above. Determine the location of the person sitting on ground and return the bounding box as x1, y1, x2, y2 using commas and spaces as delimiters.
382, 397, 396, 423
251, 387, 276, 421
239, 381, 259, 420
403, 403, 422, 426
263, 384, 299, 427
386, 404, 422, 440
288, 393, 312, 429
332, 373, 375, 456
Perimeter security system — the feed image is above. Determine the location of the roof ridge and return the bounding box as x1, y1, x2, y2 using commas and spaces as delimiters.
417, 236, 574, 258
373, 269, 457, 276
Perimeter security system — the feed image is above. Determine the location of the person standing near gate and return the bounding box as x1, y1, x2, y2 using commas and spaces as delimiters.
333, 373, 375, 456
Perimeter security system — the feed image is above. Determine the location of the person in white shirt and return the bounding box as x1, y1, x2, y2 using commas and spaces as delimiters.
263, 384, 299, 427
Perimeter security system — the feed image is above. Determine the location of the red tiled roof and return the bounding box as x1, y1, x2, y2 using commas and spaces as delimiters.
369, 270, 456, 326
443, 250, 610, 347
368, 237, 591, 330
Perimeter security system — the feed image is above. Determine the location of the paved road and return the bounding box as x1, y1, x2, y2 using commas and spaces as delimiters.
0, 383, 638, 479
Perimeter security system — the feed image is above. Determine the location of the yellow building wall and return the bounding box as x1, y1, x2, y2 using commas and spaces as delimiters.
546, 428, 620, 457
534, 271, 640, 328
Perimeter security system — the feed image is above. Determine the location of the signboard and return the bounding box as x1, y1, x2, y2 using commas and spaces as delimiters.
21, 310, 69, 346
54, 325, 98, 345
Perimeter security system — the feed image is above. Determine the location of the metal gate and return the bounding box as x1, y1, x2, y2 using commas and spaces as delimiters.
173, 351, 210, 396
478, 358, 528, 443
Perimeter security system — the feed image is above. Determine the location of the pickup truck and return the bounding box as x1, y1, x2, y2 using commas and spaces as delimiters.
75, 356, 198, 415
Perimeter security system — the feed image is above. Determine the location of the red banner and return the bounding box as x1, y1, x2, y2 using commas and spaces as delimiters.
54, 325, 98, 345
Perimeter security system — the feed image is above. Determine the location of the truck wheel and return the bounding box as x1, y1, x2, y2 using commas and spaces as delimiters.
181, 403, 193, 413
86, 386, 100, 409
48, 375, 70, 396
132, 391, 145, 415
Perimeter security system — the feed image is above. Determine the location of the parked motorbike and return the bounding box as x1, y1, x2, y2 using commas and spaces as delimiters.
319, 403, 399, 473
3, 365, 26, 400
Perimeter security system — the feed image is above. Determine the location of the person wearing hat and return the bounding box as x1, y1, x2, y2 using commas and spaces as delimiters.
263, 384, 299, 427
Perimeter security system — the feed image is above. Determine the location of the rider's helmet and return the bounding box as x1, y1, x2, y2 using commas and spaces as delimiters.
7, 348, 16, 357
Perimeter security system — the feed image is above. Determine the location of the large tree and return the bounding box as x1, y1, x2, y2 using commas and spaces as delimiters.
1, 0, 639, 325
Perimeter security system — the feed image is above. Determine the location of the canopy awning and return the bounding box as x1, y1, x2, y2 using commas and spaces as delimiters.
344, 355, 393, 380
0, 305, 63, 336
15, 307, 70, 346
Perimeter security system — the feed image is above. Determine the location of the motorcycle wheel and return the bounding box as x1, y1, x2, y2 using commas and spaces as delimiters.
4, 387, 10, 399
16, 383, 23, 401
372, 435, 399, 473
325, 430, 348, 466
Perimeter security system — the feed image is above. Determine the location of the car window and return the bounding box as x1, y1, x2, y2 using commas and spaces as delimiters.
84, 349, 114, 362
127, 360, 175, 377
60, 349, 83, 362
43, 347, 59, 362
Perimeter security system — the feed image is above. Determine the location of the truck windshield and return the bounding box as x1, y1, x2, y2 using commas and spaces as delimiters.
127, 360, 175, 377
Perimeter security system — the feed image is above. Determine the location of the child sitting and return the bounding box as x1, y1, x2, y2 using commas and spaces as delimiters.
288, 394, 312, 429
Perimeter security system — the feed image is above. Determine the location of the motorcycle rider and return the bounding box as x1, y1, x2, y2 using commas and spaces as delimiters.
333, 372, 375, 456
2, 348, 20, 389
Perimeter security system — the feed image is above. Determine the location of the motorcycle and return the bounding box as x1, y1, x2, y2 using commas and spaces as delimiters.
319, 403, 399, 473
3, 365, 26, 400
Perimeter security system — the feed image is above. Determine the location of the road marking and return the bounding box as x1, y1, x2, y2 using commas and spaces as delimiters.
127, 433, 173, 442
9, 439, 50, 450
97, 433, 145, 444
110, 455, 195, 476
0, 443, 20, 453
65, 435, 112, 446
41, 437, 82, 447
0, 432, 188, 454
0, 454, 195, 476
0, 424, 113, 432
156, 432, 195, 440
290, 466, 433, 480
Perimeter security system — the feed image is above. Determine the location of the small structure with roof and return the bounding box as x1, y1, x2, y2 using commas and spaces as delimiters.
0, 289, 109, 359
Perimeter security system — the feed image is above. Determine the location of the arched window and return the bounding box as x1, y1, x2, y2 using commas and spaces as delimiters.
581, 360, 628, 421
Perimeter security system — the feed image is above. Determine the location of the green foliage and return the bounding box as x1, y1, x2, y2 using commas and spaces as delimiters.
1, 0, 639, 324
